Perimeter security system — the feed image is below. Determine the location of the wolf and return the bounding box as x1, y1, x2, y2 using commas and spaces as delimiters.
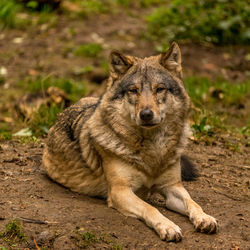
43, 42, 217, 242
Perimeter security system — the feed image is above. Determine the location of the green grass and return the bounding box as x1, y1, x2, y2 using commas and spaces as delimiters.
115, 0, 166, 7
64, 0, 165, 17
81, 231, 99, 246
0, 0, 26, 29
0, 131, 12, 140
75, 230, 123, 249
14, 76, 88, 137
3, 0, 249, 48
185, 76, 249, 107
112, 244, 123, 250
0, 76, 5, 85
18, 76, 87, 102
79, 0, 109, 15
35, 10, 58, 27
0, 122, 13, 140
0, 0, 57, 29
27, 104, 63, 137
146, 0, 250, 45
185, 76, 250, 144
0, 129, 12, 140
74, 43, 103, 58
0, 219, 27, 247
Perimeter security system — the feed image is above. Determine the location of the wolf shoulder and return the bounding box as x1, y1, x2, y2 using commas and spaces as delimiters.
46, 96, 100, 149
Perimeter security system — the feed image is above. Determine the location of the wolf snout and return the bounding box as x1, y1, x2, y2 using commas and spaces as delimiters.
140, 108, 154, 122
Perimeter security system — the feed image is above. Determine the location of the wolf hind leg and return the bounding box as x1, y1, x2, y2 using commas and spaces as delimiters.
158, 182, 218, 234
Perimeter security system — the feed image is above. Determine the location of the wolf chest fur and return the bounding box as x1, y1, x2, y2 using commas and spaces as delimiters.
43, 42, 217, 242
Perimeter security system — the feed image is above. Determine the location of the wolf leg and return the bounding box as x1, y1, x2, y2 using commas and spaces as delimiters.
104, 158, 182, 242
159, 183, 217, 234
108, 185, 182, 242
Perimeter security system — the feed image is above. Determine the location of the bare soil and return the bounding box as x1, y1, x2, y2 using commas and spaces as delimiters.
0, 140, 249, 249
0, 9, 249, 250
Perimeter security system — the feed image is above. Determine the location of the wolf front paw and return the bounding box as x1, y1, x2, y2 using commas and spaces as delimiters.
192, 214, 218, 234
155, 222, 182, 242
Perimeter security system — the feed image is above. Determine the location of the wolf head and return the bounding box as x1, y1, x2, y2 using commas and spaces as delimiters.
106, 42, 190, 129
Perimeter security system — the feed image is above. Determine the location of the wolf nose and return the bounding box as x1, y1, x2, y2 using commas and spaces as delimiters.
140, 109, 154, 122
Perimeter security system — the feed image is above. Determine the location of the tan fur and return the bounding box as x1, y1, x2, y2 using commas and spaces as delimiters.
43, 42, 217, 242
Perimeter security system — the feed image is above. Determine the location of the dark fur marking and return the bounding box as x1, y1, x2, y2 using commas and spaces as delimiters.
146, 66, 183, 97
110, 70, 139, 101
162, 95, 166, 103
69, 97, 102, 142
100, 110, 126, 142
85, 131, 102, 168
70, 104, 97, 140
127, 96, 136, 105
181, 155, 199, 181
60, 107, 84, 141
110, 65, 184, 101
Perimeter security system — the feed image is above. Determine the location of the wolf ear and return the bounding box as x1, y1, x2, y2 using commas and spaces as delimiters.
159, 42, 182, 77
109, 51, 133, 77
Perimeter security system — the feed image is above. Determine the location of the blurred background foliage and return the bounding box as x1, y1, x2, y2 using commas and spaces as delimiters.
147, 0, 250, 45
0, 0, 249, 44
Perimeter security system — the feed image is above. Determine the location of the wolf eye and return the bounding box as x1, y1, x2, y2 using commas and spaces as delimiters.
156, 87, 165, 93
128, 88, 138, 94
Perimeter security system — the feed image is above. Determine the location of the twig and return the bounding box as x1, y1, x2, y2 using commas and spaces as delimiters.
33, 238, 41, 250
17, 217, 48, 224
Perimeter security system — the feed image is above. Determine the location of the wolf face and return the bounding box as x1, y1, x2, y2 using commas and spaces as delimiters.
108, 42, 190, 129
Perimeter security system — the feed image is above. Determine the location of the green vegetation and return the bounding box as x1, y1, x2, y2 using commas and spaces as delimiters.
147, 0, 250, 45
81, 231, 99, 246
0, 76, 5, 85
185, 76, 249, 107
75, 230, 123, 249
0, 219, 27, 247
64, 0, 166, 17
185, 76, 250, 144
74, 43, 103, 58
15, 76, 88, 137
25, 1, 53, 12
0, 0, 25, 28
18, 76, 87, 102
27, 104, 63, 136
35, 10, 58, 27
115, 0, 166, 8
112, 244, 123, 250
0, 0, 57, 29
2, 0, 249, 47
0, 120, 12, 140
79, 0, 109, 16
0, 131, 12, 140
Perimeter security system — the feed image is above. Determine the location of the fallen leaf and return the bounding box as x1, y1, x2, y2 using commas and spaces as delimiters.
0, 66, 7, 75
13, 128, 33, 137
28, 69, 38, 76
13, 37, 24, 44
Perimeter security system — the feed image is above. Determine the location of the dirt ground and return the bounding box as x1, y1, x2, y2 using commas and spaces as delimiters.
0, 8, 250, 250
0, 140, 249, 249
